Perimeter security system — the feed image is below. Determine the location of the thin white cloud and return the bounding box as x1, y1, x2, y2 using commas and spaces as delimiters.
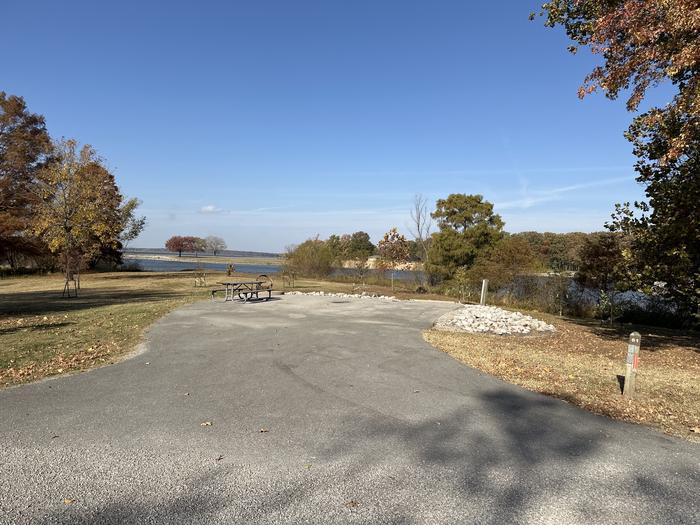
240, 205, 297, 213
199, 204, 222, 214
498, 195, 560, 210
544, 176, 632, 194
497, 176, 632, 210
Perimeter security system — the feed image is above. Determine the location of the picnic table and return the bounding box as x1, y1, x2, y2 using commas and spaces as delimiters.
211, 275, 273, 303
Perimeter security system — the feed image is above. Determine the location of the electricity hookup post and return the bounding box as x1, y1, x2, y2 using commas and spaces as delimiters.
480, 279, 488, 306
623, 331, 641, 397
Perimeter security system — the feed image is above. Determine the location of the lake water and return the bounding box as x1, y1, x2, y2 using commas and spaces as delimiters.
122, 257, 422, 282
124, 258, 280, 275
332, 267, 423, 283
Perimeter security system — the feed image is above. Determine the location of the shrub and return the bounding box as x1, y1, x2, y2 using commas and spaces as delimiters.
283, 237, 333, 278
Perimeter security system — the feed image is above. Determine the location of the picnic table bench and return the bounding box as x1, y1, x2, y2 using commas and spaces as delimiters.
211, 274, 273, 303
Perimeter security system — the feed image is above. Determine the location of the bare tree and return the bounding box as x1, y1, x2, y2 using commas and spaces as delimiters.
205, 235, 226, 256
408, 193, 432, 265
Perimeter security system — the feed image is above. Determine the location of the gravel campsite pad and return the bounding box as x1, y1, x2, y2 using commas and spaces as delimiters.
434, 304, 555, 335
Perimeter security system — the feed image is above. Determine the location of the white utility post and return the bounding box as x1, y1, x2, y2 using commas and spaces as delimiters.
480, 279, 489, 306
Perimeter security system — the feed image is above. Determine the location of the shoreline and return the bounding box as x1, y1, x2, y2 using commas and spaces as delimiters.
123, 253, 282, 265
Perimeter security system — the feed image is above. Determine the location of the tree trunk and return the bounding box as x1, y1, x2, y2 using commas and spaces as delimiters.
63, 252, 78, 297
609, 293, 614, 326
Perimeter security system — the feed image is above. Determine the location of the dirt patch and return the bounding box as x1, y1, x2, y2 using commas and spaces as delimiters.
424, 316, 700, 442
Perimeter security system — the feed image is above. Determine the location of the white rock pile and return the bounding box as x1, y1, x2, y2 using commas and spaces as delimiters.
435, 305, 555, 335
285, 291, 399, 301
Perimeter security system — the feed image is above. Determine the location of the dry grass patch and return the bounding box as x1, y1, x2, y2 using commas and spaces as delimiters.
424, 316, 700, 442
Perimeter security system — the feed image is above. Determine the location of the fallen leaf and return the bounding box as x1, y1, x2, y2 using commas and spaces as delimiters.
63, 498, 75, 505
200, 421, 212, 427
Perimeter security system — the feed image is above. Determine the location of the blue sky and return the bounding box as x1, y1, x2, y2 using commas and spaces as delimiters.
4, 1, 657, 252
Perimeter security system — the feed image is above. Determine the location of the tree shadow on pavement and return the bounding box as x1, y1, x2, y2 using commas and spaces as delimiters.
310, 388, 696, 524
332, 390, 601, 523
28, 389, 698, 524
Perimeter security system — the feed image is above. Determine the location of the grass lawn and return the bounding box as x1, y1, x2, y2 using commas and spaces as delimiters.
425, 316, 700, 442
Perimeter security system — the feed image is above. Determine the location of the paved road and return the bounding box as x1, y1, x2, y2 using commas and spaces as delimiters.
1, 295, 698, 524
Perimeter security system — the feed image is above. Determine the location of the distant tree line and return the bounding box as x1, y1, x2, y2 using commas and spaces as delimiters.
164, 235, 227, 257
510, 232, 588, 272
0, 92, 145, 285
284, 194, 601, 282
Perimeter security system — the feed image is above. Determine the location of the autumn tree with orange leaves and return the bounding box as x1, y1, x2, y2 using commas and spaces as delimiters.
0, 93, 52, 267
536, 0, 700, 321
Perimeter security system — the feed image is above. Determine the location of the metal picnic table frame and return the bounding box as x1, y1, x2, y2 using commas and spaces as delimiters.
212, 275, 273, 303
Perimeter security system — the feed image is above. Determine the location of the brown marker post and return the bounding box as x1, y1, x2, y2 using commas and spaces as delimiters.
623, 331, 641, 397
